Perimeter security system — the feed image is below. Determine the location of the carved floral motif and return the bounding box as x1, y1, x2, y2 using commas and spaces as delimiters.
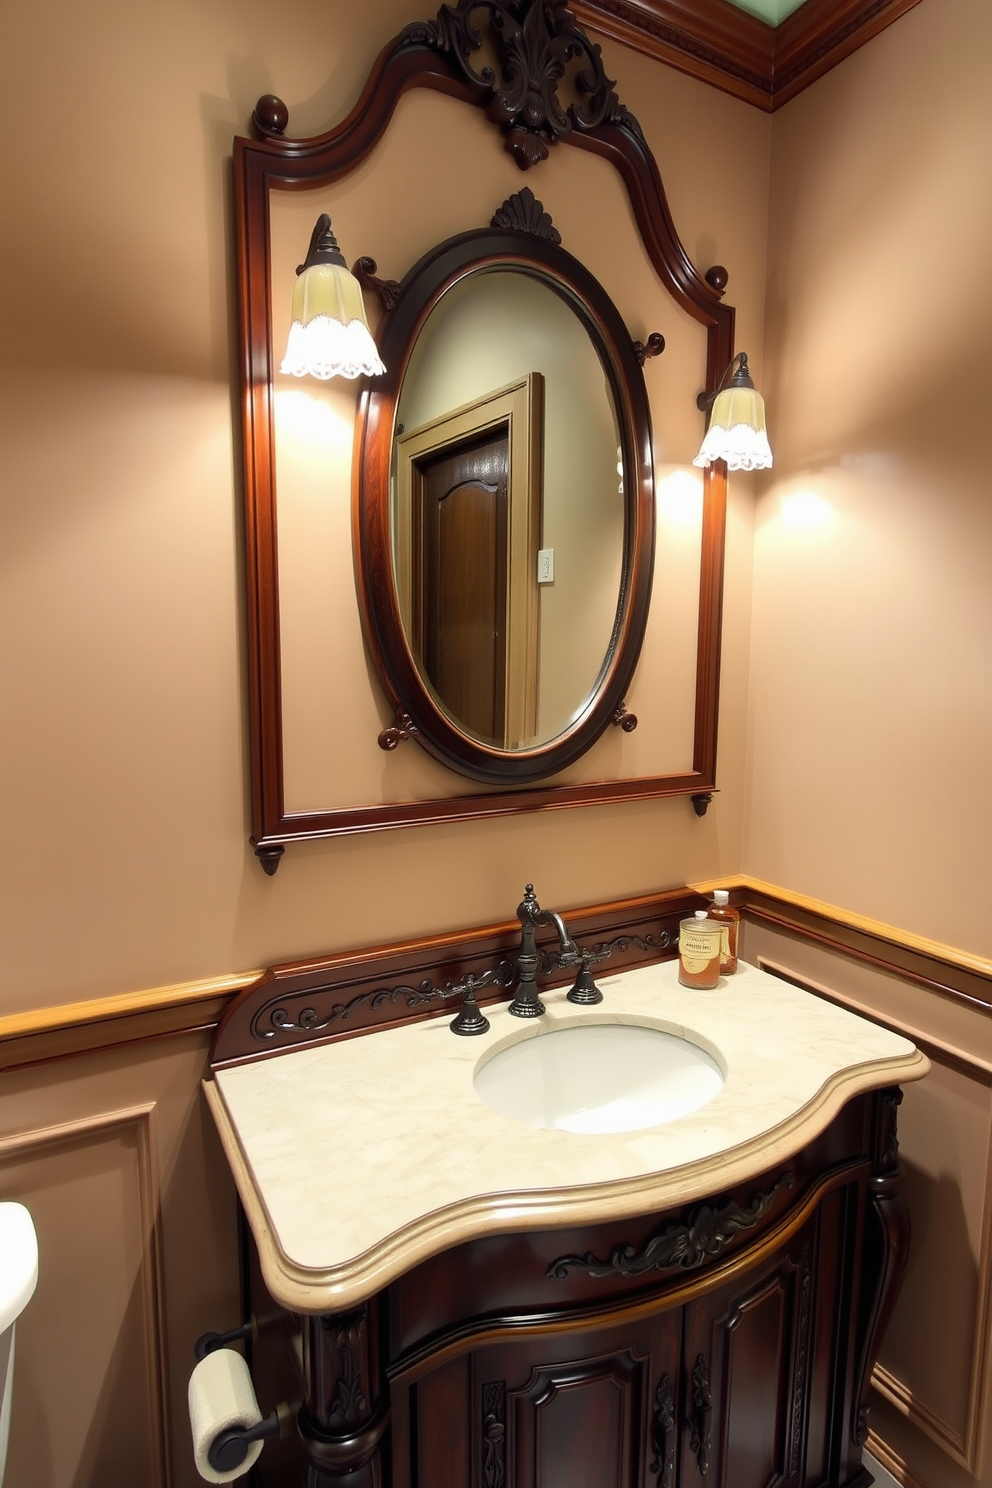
401, 0, 643, 169
547, 1173, 794, 1279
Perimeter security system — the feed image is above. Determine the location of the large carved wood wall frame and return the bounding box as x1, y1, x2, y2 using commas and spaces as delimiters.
234, 0, 735, 872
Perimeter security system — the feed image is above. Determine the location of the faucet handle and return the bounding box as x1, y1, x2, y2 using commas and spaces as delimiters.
449, 975, 491, 1037
566, 951, 604, 1006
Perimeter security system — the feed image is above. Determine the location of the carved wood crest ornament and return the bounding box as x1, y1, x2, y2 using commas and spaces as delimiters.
400, 0, 642, 168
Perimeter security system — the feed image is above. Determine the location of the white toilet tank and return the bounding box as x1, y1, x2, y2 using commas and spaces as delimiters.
0, 1204, 39, 1487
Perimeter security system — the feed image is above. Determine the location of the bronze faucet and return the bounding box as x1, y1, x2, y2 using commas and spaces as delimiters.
507, 884, 602, 1016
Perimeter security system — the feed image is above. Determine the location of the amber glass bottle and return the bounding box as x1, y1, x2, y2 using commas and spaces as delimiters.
678, 911, 723, 989
707, 889, 739, 974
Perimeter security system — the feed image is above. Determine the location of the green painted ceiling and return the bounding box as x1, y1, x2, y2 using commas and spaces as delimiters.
722, 0, 808, 23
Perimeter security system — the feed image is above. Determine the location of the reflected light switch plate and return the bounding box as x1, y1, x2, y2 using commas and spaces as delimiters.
538, 548, 555, 584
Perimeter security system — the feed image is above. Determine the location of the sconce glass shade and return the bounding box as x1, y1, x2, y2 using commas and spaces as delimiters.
281, 264, 385, 380
280, 215, 385, 381
693, 352, 772, 471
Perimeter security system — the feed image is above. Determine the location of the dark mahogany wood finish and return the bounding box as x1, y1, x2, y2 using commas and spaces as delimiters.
233, 0, 735, 865
211, 884, 704, 1067
572, 0, 923, 112
355, 224, 656, 783
244, 1089, 908, 1487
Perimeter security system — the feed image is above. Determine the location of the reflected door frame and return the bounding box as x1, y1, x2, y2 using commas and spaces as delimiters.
395, 373, 543, 747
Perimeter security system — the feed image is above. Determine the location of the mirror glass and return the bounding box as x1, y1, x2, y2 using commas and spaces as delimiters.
392, 268, 624, 751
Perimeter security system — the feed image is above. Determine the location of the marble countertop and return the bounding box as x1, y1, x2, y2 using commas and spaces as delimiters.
206, 958, 929, 1313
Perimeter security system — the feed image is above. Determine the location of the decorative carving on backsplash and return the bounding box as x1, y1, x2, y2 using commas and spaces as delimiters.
491, 186, 561, 243
400, 0, 643, 169
482, 1381, 507, 1488
589, 928, 676, 959
649, 1372, 676, 1488
250, 961, 518, 1043
547, 1173, 794, 1279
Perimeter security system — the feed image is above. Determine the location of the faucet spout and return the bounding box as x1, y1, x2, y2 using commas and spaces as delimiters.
542, 910, 577, 962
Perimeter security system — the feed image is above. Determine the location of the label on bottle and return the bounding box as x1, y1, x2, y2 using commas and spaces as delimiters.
679, 926, 722, 973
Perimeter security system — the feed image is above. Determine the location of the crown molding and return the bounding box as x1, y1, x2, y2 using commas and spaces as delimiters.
571, 0, 923, 111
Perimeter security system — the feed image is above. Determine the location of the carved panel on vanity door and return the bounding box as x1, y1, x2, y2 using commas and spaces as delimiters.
683, 1221, 818, 1488
512, 1352, 643, 1488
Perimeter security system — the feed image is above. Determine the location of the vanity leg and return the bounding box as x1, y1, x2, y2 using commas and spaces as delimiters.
851, 1088, 910, 1460
299, 1301, 389, 1487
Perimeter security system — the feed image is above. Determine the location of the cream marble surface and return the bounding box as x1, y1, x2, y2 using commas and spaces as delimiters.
207, 959, 929, 1313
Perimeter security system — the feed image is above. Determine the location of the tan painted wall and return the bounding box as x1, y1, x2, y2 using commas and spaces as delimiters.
0, 0, 768, 1017
740, 915, 992, 1488
745, 0, 992, 957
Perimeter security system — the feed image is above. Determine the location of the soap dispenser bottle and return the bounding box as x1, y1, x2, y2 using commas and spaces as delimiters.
707, 889, 739, 974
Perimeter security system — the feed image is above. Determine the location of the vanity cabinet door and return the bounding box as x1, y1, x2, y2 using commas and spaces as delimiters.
678, 1214, 826, 1488
397, 1306, 683, 1488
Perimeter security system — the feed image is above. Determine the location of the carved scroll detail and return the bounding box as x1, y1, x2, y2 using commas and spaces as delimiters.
378, 712, 419, 750
250, 961, 517, 1042
633, 332, 665, 365
611, 701, 638, 732
353, 256, 402, 311
649, 1372, 676, 1487
790, 1241, 813, 1473
482, 1382, 506, 1488
322, 1310, 369, 1430
547, 1173, 794, 1279
401, 0, 643, 169
688, 1353, 712, 1477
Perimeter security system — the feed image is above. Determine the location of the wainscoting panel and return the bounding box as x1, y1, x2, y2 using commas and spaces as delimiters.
0, 1031, 241, 1488
741, 910, 992, 1488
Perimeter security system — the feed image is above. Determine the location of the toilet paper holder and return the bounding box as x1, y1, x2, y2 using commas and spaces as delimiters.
206, 1409, 282, 1477
192, 1322, 291, 1478
194, 1322, 256, 1362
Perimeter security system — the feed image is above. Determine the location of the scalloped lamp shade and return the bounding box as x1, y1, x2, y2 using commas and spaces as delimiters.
280, 263, 385, 381
693, 384, 773, 471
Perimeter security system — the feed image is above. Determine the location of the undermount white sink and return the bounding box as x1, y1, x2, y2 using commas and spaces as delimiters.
473, 1022, 725, 1135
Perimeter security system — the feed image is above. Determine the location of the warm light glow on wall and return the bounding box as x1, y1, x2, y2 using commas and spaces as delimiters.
779, 490, 834, 531
274, 388, 354, 452
657, 468, 704, 527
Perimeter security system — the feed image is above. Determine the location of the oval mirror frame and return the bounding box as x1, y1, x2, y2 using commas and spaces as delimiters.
355, 220, 655, 784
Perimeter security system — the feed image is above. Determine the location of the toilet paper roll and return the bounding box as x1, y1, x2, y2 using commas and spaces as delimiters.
188, 1348, 264, 1484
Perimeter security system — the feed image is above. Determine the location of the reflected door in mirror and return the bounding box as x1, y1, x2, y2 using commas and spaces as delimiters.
415, 429, 510, 745
394, 269, 624, 756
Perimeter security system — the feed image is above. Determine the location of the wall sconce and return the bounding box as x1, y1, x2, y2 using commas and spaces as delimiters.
693, 352, 772, 471
280, 215, 385, 381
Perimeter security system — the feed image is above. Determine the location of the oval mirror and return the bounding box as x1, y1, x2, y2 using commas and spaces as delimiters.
356, 215, 655, 785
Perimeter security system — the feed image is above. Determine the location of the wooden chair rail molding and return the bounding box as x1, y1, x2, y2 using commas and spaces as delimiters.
572, 0, 923, 112
2, 876, 989, 1067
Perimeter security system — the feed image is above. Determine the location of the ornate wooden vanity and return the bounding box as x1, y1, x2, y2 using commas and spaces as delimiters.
206, 889, 928, 1487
